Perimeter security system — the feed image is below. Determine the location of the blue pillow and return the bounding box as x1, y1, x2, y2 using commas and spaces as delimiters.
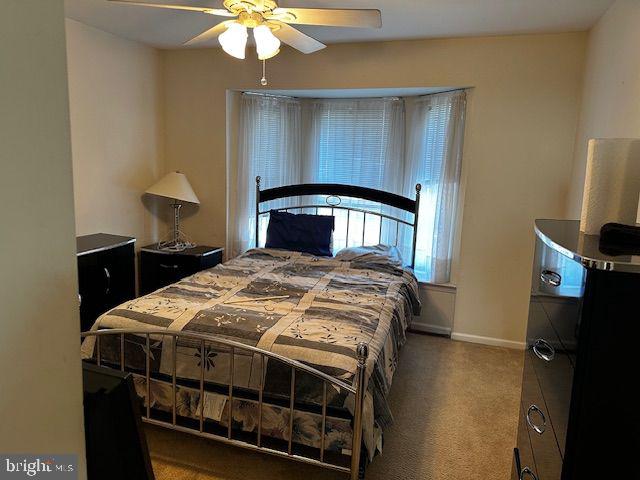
265, 210, 334, 256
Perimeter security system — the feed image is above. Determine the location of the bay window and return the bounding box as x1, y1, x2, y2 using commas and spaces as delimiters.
230, 90, 466, 283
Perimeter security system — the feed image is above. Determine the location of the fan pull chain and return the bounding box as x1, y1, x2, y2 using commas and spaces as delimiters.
260, 59, 268, 86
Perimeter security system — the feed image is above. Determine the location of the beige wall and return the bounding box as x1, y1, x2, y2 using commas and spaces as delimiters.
66, 19, 165, 246
163, 32, 586, 345
0, 1, 86, 475
567, 0, 640, 217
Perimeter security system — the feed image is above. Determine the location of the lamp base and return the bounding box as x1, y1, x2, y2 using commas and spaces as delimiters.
157, 237, 196, 252
157, 202, 196, 252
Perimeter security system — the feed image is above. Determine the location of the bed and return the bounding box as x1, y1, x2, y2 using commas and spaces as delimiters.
81, 179, 422, 480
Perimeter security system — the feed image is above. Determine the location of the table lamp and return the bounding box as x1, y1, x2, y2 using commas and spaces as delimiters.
145, 171, 200, 251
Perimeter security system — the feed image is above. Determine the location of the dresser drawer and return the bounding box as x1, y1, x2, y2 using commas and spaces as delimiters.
534, 236, 586, 299
527, 298, 563, 353
514, 402, 538, 480
538, 295, 580, 366
521, 351, 563, 479
529, 347, 573, 457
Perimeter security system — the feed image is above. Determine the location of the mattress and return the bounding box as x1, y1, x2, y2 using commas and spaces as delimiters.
82, 247, 420, 459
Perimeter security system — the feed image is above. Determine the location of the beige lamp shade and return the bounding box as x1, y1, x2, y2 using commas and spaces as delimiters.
145, 171, 200, 204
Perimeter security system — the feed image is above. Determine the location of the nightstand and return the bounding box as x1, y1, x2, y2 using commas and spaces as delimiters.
140, 244, 224, 295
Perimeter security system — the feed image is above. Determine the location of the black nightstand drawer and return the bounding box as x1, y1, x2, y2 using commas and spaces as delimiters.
154, 255, 199, 274
142, 255, 197, 289
140, 245, 223, 295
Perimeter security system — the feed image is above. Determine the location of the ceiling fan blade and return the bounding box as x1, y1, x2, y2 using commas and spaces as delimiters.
108, 1, 234, 17
184, 20, 234, 46
271, 22, 326, 54
269, 8, 381, 28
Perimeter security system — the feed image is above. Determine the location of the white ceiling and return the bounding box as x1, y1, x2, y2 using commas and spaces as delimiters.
64, 0, 614, 49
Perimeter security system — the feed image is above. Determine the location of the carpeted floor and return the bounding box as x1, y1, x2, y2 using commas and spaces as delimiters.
147, 333, 523, 480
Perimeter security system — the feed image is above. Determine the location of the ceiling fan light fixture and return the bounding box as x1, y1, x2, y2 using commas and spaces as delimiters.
254, 24, 281, 60
218, 22, 248, 59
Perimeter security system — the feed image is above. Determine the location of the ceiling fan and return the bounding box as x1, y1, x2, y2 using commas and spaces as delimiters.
108, 1, 382, 61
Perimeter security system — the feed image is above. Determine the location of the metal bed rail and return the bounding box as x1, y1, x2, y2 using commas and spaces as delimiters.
255, 177, 422, 268
82, 328, 369, 480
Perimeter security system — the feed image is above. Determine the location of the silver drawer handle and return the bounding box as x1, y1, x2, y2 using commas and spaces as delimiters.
526, 404, 547, 435
159, 263, 179, 269
540, 269, 561, 287
520, 467, 538, 480
532, 338, 555, 362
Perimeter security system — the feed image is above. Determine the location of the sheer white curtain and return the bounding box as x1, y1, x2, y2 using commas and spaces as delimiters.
403, 90, 466, 283
229, 93, 302, 257
302, 98, 405, 249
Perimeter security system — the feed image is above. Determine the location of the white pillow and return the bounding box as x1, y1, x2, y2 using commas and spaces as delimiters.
334, 244, 403, 266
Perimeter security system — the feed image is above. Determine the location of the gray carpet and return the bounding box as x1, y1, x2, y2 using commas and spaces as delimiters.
147, 333, 523, 480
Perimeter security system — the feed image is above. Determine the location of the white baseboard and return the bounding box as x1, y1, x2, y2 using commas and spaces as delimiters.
410, 322, 452, 336
451, 332, 525, 350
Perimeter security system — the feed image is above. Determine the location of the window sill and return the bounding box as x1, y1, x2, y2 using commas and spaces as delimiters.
416, 278, 457, 292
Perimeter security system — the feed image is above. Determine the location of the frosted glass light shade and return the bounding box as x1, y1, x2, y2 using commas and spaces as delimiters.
219, 22, 248, 59
145, 171, 200, 204
254, 24, 280, 60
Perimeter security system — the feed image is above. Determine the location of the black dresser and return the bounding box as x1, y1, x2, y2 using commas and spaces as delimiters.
513, 219, 640, 480
140, 244, 223, 295
77, 234, 136, 332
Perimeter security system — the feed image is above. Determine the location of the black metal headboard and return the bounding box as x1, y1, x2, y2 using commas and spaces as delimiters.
255, 177, 422, 267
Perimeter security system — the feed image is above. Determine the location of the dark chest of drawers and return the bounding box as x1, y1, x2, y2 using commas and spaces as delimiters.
77, 234, 136, 332
513, 220, 640, 480
139, 244, 223, 295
